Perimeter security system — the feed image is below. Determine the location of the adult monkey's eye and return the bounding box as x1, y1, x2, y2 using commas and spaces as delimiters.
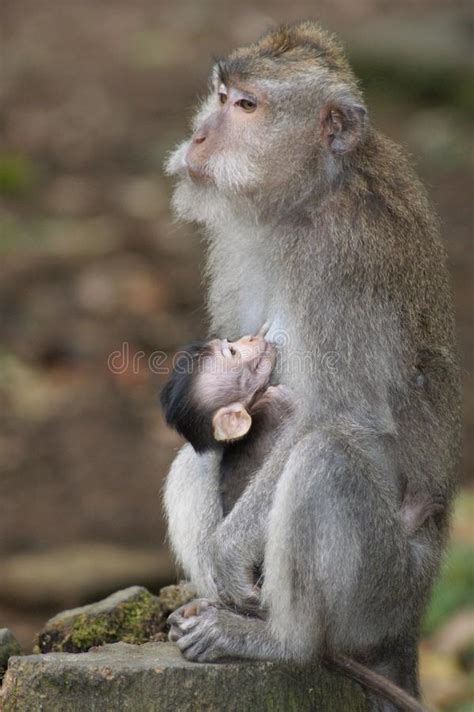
229, 347, 237, 356
218, 90, 227, 105
237, 99, 257, 113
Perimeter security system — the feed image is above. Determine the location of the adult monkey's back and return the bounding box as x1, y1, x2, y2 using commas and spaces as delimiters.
163, 22, 461, 711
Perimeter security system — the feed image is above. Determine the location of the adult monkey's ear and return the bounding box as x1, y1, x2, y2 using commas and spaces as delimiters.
320, 98, 367, 155
212, 403, 252, 442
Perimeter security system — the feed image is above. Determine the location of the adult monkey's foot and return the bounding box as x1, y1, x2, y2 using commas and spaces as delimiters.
167, 599, 279, 663
168, 597, 214, 637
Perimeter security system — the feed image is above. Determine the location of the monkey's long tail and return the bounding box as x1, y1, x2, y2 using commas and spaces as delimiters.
326, 654, 431, 712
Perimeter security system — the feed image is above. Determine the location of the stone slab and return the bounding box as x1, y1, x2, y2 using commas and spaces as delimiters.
1, 641, 369, 712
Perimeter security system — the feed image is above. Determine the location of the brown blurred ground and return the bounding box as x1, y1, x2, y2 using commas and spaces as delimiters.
0, 0, 472, 670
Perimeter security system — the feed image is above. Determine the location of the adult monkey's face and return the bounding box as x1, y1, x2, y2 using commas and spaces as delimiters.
165, 23, 367, 219
184, 81, 264, 184
165, 71, 271, 197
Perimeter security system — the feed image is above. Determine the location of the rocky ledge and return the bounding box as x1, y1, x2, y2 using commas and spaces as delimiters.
1, 641, 368, 712
0, 585, 369, 711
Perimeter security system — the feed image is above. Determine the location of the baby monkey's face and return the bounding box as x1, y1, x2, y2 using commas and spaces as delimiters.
196, 334, 276, 411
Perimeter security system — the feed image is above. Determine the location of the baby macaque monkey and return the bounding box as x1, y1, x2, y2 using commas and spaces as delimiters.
160, 328, 292, 515
161, 332, 442, 532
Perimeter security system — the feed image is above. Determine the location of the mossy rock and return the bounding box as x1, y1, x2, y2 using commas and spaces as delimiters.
34, 586, 166, 654
158, 582, 196, 615
0, 629, 22, 680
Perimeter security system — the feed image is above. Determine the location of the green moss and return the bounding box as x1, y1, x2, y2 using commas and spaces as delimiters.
36, 588, 165, 653
68, 591, 163, 650
69, 613, 117, 650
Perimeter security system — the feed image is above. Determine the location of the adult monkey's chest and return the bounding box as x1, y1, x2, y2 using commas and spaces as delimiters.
207, 222, 283, 337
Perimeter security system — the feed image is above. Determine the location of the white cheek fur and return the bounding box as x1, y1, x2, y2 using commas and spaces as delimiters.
164, 141, 189, 176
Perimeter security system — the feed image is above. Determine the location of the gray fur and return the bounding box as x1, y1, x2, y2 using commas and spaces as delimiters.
163, 22, 461, 709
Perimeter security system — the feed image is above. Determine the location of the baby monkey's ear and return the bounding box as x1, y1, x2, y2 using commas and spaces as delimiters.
212, 403, 252, 442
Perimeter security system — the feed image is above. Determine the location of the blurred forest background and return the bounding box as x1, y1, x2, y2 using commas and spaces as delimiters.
0, 1, 472, 709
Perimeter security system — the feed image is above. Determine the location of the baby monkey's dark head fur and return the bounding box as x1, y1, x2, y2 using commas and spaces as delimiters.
161, 335, 279, 454
160, 342, 216, 453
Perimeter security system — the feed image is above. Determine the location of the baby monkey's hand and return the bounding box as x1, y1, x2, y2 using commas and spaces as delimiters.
253, 383, 294, 416
266, 384, 292, 400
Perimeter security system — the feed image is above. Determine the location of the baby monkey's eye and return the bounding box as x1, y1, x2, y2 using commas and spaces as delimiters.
221, 339, 235, 358
236, 99, 257, 113
218, 92, 227, 105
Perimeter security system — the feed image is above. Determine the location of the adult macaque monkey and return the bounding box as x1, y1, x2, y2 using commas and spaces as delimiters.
163, 22, 461, 712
